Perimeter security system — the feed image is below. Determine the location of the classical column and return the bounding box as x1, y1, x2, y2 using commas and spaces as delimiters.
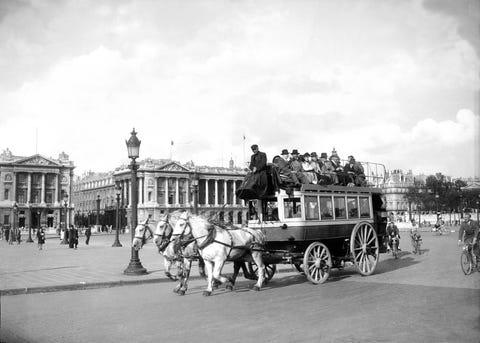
205, 179, 209, 205
224, 180, 228, 205
27, 173, 32, 203
139, 177, 143, 205
175, 178, 179, 205
214, 180, 218, 205
154, 177, 158, 204
185, 179, 189, 205
41, 173, 46, 204
165, 177, 169, 205
54, 174, 58, 204
233, 180, 237, 205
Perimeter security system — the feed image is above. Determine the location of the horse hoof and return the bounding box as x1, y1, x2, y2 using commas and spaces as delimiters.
252, 286, 260, 291
178, 290, 186, 296
173, 286, 181, 293
203, 291, 212, 297
226, 284, 234, 291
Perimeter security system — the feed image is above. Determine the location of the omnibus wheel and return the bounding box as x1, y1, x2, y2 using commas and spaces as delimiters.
303, 242, 331, 284
350, 222, 379, 276
461, 251, 473, 275
246, 262, 276, 282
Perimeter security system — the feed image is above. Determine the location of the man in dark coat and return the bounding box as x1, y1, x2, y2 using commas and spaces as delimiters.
85, 226, 92, 245
276, 149, 300, 186
458, 213, 479, 259
249, 144, 267, 174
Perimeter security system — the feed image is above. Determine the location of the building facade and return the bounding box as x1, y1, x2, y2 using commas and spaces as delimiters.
0, 148, 75, 231
72, 158, 248, 230
382, 169, 417, 221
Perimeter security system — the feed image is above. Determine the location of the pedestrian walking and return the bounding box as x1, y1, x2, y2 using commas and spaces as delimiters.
60, 228, 65, 243
85, 226, 92, 245
37, 227, 46, 250
16, 227, 21, 244
5, 226, 10, 243
69, 225, 78, 249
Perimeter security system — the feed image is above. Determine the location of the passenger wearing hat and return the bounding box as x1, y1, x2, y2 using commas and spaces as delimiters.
344, 155, 366, 186
275, 149, 301, 186
310, 152, 322, 176
249, 144, 267, 174
301, 153, 317, 184
318, 152, 337, 185
288, 149, 308, 184
329, 153, 348, 186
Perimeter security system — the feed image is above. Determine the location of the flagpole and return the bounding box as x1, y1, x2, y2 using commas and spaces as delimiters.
242, 134, 246, 168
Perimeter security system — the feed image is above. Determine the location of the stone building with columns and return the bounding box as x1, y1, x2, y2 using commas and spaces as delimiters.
0, 148, 75, 231
72, 158, 248, 230
382, 169, 418, 222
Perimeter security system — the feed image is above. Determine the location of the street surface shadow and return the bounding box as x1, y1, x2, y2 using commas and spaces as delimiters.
374, 255, 421, 274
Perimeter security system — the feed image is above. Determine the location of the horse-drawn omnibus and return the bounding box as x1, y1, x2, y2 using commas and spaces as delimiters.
240, 162, 388, 284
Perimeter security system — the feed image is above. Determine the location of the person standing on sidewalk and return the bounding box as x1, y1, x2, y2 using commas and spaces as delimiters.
85, 226, 92, 245
37, 227, 45, 250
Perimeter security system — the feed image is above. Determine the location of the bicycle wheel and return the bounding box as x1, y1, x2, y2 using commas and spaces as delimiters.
460, 251, 473, 275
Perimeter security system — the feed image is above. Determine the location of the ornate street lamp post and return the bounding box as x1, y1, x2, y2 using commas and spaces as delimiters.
12, 202, 18, 243
112, 185, 122, 247
61, 193, 69, 244
191, 171, 199, 215
124, 128, 147, 275
26, 211, 34, 243
96, 194, 101, 231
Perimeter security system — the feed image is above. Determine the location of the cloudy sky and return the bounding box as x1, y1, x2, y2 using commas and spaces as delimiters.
0, 0, 479, 179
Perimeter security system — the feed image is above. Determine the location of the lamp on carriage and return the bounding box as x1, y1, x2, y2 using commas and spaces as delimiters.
112, 185, 122, 247
124, 128, 147, 275
61, 193, 69, 244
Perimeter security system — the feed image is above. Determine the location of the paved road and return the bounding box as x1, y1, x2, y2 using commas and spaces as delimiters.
1, 231, 479, 343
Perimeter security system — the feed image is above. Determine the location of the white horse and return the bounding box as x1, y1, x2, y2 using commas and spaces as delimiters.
171, 212, 266, 296
152, 211, 206, 294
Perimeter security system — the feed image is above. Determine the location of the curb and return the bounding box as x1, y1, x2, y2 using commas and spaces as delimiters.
0, 277, 167, 296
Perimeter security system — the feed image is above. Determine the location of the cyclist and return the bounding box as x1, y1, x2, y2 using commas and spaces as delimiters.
458, 213, 479, 264
386, 221, 400, 253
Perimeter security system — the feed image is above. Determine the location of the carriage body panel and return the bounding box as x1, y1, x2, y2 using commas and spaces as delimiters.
247, 184, 388, 266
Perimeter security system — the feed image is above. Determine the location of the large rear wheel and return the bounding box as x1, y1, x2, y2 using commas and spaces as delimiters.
350, 222, 379, 276
303, 242, 331, 284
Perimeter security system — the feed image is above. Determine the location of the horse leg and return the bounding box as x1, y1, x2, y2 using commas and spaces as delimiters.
203, 259, 214, 296
251, 252, 265, 291
230, 261, 242, 288
178, 259, 192, 296
211, 258, 232, 290
198, 255, 206, 278
164, 258, 178, 281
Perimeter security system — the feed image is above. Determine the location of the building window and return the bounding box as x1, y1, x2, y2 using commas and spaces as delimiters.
4, 188, 9, 200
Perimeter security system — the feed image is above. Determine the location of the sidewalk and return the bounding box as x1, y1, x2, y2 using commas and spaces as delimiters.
0, 233, 294, 296
0, 233, 186, 296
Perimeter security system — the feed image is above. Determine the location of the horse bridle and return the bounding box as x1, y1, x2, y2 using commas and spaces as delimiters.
134, 223, 153, 247
154, 216, 174, 252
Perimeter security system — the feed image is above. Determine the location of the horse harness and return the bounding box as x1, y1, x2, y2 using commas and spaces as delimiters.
134, 224, 153, 247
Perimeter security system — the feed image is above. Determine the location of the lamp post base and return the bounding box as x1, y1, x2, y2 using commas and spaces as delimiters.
27, 236, 34, 243
123, 260, 147, 275
112, 240, 122, 247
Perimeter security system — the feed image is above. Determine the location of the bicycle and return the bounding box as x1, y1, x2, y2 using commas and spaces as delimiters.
460, 242, 480, 275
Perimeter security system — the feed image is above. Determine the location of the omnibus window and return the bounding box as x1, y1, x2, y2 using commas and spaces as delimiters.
305, 196, 319, 220
284, 198, 302, 219
359, 197, 371, 218
334, 197, 346, 219
347, 197, 359, 219
264, 201, 279, 221
320, 196, 333, 220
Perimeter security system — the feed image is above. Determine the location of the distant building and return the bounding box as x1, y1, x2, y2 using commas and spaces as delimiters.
71, 157, 248, 230
382, 169, 416, 221
0, 148, 75, 231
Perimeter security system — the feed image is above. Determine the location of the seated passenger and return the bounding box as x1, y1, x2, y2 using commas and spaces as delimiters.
329, 153, 348, 185
289, 149, 308, 184
344, 155, 365, 186
301, 153, 318, 184
318, 152, 337, 184
275, 149, 301, 186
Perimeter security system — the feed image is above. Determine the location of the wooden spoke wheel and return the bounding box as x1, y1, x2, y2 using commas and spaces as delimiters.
350, 222, 379, 276
461, 251, 473, 275
246, 262, 276, 281
303, 242, 331, 284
